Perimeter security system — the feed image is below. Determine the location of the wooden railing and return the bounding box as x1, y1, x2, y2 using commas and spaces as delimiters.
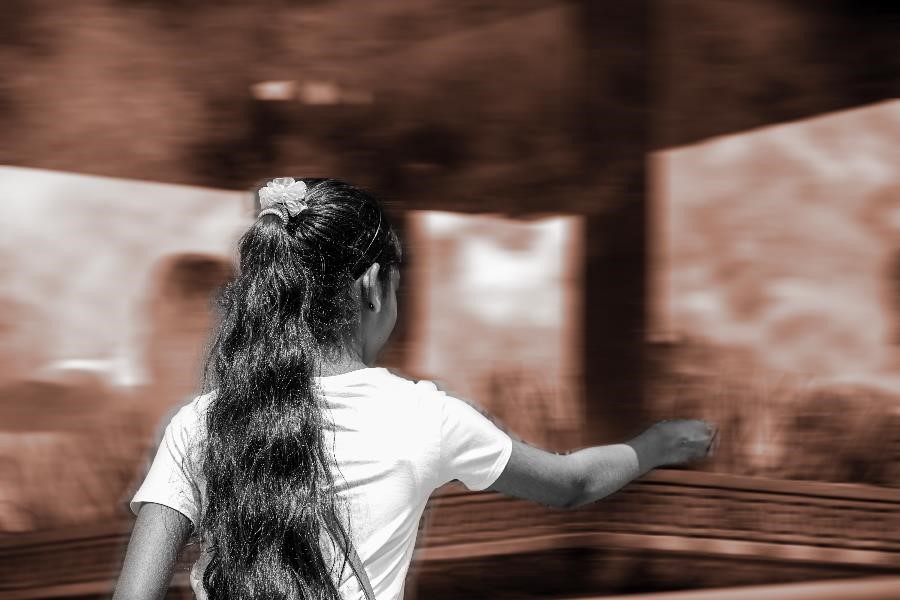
1, 470, 899, 599
420, 470, 900, 566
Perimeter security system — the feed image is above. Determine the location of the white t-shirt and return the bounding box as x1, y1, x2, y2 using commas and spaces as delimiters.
130, 367, 513, 600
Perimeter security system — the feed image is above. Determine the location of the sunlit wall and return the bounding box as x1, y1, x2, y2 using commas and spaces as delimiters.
0, 167, 248, 530
649, 101, 900, 482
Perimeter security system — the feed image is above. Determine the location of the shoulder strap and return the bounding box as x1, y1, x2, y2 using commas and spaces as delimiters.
326, 512, 376, 600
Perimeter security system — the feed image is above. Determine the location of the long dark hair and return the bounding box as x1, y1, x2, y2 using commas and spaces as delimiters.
197, 178, 401, 599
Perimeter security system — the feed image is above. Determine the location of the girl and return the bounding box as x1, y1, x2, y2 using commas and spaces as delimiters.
114, 177, 717, 600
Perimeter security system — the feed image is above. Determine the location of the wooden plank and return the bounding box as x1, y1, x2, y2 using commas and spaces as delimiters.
416, 530, 900, 568
555, 575, 900, 600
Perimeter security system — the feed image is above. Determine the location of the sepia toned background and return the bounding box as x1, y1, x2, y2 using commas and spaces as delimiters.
1, 1, 900, 599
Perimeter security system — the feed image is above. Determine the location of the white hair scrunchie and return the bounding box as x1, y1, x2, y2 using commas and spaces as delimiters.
258, 177, 309, 225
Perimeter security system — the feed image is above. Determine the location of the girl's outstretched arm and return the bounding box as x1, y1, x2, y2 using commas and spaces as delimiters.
113, 502, 193, 600
487, 420, 715, 509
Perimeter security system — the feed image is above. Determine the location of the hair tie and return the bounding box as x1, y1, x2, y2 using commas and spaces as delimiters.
257, 177, 309, 224
258, 205, 289, 225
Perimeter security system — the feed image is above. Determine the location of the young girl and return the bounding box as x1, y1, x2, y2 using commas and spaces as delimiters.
114, 177, 717, 600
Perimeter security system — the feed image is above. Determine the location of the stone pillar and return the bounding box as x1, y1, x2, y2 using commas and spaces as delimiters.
574, 1, 650, 445
140, 253, 234, 430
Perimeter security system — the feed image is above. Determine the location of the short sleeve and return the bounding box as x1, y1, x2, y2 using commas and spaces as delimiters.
435, 390, 513, 491
129, 405, 202, 530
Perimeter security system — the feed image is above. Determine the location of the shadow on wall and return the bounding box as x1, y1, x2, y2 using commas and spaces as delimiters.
137, 252, 235, 431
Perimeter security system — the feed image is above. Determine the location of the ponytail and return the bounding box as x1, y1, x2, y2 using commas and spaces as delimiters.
197, 187, 376, 599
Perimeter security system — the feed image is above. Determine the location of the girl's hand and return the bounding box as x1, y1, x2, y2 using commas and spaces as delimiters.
650, 419, 718, 467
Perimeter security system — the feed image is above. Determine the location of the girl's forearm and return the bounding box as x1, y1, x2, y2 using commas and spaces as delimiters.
566, 428, 662, 508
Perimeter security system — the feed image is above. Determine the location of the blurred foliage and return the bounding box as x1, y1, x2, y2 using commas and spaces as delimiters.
646, 338, 900, 487
483, 365, 581, 454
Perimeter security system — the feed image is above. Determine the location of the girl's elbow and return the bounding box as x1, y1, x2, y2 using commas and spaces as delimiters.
558, 474, 587, 510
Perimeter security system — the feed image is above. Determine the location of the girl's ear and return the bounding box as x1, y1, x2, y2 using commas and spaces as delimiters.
361, 262, 382, 312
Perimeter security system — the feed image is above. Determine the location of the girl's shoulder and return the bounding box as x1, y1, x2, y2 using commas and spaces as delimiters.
331, 367, 452, 414
159, 390, 216, 438
373, 366, 440, 389
379, 367, 451, 400
320, 366, 437, 393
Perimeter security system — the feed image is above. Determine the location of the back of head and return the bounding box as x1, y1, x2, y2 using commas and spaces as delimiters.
197, 178, 401, 600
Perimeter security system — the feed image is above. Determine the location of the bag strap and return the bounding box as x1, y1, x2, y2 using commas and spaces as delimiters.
326, 512, 376, 600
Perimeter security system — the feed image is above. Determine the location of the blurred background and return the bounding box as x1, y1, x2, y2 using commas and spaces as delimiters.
1, 1, 900, 598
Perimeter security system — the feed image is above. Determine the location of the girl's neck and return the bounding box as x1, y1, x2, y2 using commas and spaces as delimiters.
317, 352, 371, 378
